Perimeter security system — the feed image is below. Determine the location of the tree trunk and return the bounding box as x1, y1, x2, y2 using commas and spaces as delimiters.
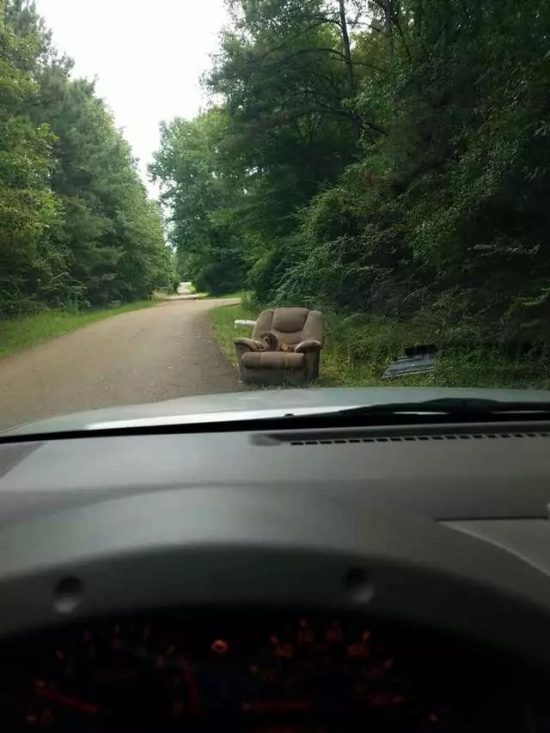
337, 0, 355, 97
386, 0, 395, 55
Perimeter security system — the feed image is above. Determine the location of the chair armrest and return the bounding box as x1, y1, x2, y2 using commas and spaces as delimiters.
294, 339, 322, 353
234, 337, 264, 352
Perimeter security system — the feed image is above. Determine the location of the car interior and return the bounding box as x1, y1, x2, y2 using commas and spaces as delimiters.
1, 411, 550, 731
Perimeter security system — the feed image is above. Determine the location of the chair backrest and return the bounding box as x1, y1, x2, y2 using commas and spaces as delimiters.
253, 308, 323, 346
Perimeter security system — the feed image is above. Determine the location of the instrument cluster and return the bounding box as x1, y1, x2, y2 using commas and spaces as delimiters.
0, 611, 530, 731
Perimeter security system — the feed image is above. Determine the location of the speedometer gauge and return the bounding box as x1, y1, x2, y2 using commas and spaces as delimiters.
242, 618, 447, 730
25, 621, 199, 729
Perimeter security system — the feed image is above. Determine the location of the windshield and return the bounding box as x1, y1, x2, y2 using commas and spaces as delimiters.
1, 0, 549, 433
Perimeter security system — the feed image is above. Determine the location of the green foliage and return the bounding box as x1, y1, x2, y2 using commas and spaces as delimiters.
0, 0, 174, 315
150, 109, 247, 294
171, 0, 550, 355
0, 2, 63, 314
152, 0, 364, 295
4, 0, 548, 367
0, 300, 156, 359
208, 0, 359, 237
209, 300, 252, 368
212, 303, 550, 391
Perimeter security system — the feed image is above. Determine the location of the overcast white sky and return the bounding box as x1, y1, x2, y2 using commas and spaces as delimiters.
34, 0, 228, 196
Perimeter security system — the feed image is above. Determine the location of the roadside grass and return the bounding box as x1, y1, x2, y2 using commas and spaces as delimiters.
0, 300, 157, 359
210, 303, 550, 390
210, 301, 251, 368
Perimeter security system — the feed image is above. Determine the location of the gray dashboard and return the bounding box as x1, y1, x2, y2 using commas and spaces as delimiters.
1, 422, 550, 668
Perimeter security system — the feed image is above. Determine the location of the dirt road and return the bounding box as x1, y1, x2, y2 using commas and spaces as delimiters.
0, 298, 242, 430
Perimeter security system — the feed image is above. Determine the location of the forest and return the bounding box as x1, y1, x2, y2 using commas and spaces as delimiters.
0, 0, 177, 316
2, 0, 549, 349
153, 0, 550, 346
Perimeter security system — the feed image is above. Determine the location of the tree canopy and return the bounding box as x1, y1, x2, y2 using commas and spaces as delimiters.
153, 0, 550, 341
0, 0, 176, 315
4, 0, 549, 334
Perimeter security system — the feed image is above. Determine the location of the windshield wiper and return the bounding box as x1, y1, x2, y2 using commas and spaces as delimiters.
331, 398, 550, 419
4, 399, 550, 445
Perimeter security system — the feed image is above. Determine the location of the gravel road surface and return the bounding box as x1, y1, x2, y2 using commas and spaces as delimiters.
0, 298, 241, 430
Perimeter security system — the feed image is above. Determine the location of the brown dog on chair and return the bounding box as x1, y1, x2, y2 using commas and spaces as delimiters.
260, 331, 295, 352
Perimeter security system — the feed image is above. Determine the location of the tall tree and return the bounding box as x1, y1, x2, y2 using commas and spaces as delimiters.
2, 0, 175, 311
151, 109, 247, 294
207, 0, 364, 238
0, 0, 64, 314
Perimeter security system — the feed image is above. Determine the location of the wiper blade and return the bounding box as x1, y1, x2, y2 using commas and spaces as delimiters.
3, 398, 550, 444
332, 398, 550, 418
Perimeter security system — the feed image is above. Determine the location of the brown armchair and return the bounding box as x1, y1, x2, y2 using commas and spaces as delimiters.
235, 307, 323, 385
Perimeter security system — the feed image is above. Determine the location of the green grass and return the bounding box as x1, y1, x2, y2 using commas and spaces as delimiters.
210, 303, 550, 390
0, 300, 157, 359
210, 301, 251, 367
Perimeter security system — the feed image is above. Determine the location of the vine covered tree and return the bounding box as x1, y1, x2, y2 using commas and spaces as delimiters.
154, 0, 550, 340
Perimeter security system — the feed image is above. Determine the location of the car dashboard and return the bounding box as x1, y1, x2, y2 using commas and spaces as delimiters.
3, 418, 550, 730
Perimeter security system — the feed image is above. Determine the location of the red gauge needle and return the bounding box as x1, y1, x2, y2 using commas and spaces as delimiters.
35, 685, 99, 715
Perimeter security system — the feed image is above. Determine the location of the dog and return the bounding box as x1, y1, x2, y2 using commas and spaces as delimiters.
260, 331, 295, 352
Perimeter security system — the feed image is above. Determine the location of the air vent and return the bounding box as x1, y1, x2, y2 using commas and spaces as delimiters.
257, 430, 550, 447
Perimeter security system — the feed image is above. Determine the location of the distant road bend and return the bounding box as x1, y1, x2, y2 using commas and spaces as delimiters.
0, 298, 241, 431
